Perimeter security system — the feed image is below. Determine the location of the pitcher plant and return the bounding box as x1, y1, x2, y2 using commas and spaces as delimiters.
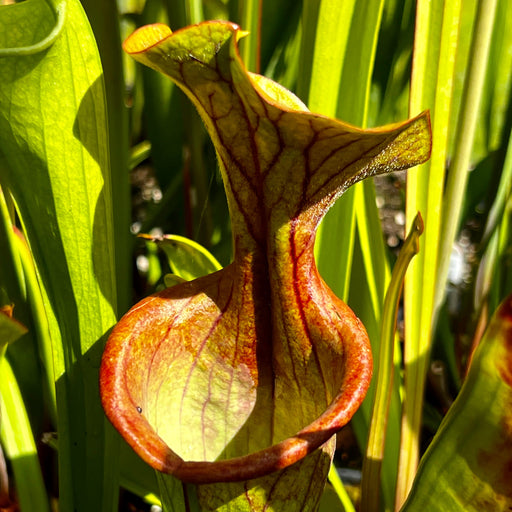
100, 20, 431, 511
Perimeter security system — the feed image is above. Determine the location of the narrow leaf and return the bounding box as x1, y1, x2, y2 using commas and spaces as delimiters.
361, 213, 423, 512
435, 0, 499, 311
400, 0, 462, 503
0, 356, 49, 512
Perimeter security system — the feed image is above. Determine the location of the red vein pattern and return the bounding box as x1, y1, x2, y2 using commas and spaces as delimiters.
100, 19, 431, 511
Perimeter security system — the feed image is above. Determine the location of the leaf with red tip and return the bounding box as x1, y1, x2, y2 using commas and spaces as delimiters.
400, 295, 512, 512
100, 20, 431, 510
0, 305, 27, 349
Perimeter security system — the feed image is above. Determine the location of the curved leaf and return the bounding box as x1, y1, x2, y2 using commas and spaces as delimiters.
0, 356, 49, 512
401, 294, 512, 511
361, 213, 423, 512
0, 0, 118, 509
0, 0, 65, 57
101, 20, 431, 511
139, 233, 222, 281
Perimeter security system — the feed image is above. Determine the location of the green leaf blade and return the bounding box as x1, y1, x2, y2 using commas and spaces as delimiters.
0, 1, 118, 510
401, 294, 512, 512
400, 0, 462, 503
140, 233, 222, 281
0, 357, 49, 512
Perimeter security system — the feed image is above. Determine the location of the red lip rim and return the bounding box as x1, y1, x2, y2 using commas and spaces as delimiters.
100, 306, 371, 484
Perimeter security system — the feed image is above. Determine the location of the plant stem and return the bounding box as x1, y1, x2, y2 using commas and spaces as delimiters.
361, 214, 423, 512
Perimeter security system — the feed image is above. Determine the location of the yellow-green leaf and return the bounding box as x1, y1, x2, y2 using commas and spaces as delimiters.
0, 0, 118, 509
139, 233, 222, 281
401, 294, 512, 512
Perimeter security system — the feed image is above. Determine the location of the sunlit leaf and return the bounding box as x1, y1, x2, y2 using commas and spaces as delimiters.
0, 0, 118, 509
139, 233, 222, 281
361, 213, 423, 512
401, 294, 512, 512
0, 356, 49, 512
400, 0, 462, 502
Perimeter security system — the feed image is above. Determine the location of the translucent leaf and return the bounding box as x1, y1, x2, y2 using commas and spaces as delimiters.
0, 0, 118, 509
139, 233, 222, 281
401, 294, 512, 512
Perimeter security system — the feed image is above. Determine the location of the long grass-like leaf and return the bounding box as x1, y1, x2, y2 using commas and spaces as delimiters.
435, 0, 499, 313
475, 109, 512, 338
234, 0, 262, 72
305, 0, 358, 304
328, 465, 357, 512
80, 0, 131, 315
0, 356, 49, 512
400, 0, 461, 506
13, 228, 56, 418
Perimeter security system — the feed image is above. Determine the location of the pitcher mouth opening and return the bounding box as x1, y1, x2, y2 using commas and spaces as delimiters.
100, 338, 371, 484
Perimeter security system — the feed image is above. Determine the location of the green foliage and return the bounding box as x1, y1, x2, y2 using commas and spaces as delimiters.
401, 295, 512, 512
0, 0, 118, 510
0, 0, 511, 511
